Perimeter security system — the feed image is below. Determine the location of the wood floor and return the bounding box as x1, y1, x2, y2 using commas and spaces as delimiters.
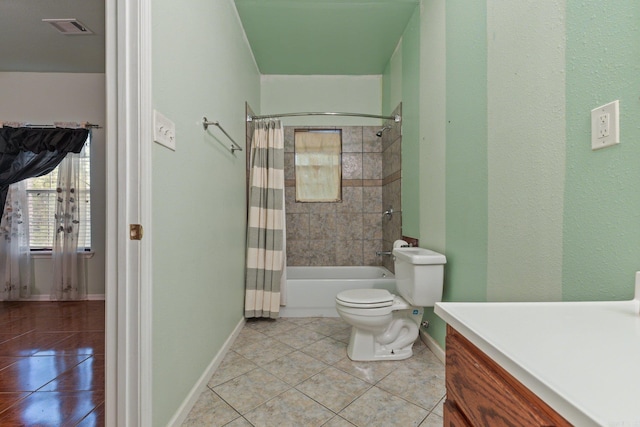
0, 300, 104, 426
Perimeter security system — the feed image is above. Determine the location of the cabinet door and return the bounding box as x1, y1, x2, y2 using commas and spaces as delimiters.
445, 327, 571, 426
443, 399, 471, 426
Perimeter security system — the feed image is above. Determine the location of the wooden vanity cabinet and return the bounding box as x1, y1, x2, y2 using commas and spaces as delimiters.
443, 325, 571, 426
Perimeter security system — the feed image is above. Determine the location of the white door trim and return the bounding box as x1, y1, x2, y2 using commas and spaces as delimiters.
105, 0, 153, 424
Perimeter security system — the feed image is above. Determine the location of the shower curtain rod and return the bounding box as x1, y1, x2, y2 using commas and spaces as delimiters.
246, 112, 401, 122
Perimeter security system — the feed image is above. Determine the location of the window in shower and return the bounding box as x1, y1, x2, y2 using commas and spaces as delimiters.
294, 129, 342, 202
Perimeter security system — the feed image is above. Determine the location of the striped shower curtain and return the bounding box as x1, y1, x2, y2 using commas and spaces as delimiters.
245, 119, 285, 318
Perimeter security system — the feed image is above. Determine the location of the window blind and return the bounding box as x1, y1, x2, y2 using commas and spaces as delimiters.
26, 140, 91, 249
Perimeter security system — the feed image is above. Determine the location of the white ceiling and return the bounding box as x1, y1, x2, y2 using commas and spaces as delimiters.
0, 0, 105, 73
0, 0, 417, 75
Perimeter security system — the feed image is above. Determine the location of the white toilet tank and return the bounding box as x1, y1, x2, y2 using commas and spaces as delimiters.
392, 247, 446, 306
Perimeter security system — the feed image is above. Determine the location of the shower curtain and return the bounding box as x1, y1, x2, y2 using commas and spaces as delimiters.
244, 119, 285, 319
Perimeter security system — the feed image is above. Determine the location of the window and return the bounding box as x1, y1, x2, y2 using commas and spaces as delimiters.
26, 138, 91, 250
294, 129, 342, 202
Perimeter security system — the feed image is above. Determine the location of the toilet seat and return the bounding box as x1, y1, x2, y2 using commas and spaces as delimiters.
336, 289, 395, 308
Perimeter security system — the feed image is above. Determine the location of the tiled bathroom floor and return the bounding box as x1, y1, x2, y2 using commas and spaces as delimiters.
183, 317, 445, 427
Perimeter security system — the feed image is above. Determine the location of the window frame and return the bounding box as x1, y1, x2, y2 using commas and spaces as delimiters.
25, 137, 92, 251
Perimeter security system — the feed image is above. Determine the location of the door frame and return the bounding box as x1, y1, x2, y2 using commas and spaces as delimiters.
105, 0, 153, 424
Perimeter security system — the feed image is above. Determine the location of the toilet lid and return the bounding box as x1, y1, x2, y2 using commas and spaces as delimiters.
336, 289, 394, 308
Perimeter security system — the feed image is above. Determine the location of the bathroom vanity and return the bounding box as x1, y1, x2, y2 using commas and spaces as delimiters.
435, 295, 640, 426
443, 325, 570, 425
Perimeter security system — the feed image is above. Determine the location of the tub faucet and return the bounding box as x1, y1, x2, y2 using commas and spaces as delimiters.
376, 251, 392, 257
383, 206, 394, 220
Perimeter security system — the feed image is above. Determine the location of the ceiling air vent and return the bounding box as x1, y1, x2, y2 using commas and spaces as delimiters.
42, 19, 94, 35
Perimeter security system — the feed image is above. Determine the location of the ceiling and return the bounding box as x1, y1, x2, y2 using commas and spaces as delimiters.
0, 0, 105, 73
0, 0, 417, 75
234, 0, 419, 75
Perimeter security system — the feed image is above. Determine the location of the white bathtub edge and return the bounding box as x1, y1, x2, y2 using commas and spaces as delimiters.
283, 266, 396, 317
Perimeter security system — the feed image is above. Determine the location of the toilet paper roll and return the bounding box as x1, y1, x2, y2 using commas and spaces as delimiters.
393, 239, 408, 248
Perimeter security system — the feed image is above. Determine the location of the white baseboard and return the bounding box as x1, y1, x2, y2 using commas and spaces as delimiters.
419, 328, 445, 364
17, 294, 106, 301
168, 316, 246, 427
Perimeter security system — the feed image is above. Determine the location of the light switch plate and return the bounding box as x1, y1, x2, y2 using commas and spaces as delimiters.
153, 109, 176, 151
591, 100, 619, 150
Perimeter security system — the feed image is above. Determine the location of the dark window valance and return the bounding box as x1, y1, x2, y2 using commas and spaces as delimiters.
0, 127, 90, 211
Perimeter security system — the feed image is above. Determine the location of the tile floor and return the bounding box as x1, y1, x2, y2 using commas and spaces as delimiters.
183, 317, 445, 427
0, 300, 105, 426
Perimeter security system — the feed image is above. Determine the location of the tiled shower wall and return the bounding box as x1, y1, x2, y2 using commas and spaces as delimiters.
245, 103, 403, 269
381, 104, 403, 271
284, 104, 403, 268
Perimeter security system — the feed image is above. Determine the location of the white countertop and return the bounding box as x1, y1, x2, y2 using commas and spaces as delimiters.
435, 294, 640, 426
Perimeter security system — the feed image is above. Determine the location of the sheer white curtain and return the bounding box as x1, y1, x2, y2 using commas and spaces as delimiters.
51, 147, 89, 300
0, 181, 32, 300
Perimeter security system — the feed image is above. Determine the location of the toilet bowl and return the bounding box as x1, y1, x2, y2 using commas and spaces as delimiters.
335, 244, 446, 361
336, 289, 423, 361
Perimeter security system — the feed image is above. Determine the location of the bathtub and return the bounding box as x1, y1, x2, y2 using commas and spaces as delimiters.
280, 266, 396, 317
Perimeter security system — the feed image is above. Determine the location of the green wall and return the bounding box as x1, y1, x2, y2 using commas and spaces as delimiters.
418, 0, 446, 256
147, 0, 640, 419
400, 8, 421, 240
562, 1, 640, 301
386, 0, 640, 348
260, 74, 382, 126
383, 41, 403, 118
486, 2, 565, 302
438, 0, 489, 343
151, 1, 260, 424
416, 0, 490, 347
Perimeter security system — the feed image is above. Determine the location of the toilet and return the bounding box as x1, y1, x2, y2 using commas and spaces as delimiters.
335, 244, 446, 361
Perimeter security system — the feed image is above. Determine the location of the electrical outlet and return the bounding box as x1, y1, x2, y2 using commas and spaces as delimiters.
598, 113, 610, 138
153, 109, 176, 151
591, 100, 619, 150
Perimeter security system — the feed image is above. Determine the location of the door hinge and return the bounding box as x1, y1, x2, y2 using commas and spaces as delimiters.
130, 224, 144, 240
